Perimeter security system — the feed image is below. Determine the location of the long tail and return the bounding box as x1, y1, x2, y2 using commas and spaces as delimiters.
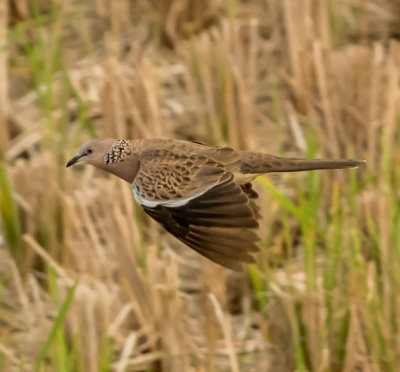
239, 152, 366, 174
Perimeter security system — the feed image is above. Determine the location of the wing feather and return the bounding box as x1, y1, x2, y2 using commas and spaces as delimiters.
141, 174, 260, 270
131, 142, 260, 269
132, 143, 241, 207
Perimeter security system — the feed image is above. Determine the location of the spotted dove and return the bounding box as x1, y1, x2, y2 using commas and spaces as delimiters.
66, 138, 365, 270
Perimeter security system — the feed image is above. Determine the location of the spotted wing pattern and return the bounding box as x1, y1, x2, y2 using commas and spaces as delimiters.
132, 141, 241, 207
131, 140, 260, 269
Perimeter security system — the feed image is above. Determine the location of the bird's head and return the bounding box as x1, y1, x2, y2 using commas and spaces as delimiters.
66, 138, 115, 168
66, 138, 138, 183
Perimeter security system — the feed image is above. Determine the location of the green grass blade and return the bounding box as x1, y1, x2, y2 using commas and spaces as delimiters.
0, 160, 22, 265
35, 279, 79, 372
256, 177, 315, 229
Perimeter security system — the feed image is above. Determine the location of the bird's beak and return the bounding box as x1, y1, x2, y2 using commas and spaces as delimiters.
66, 154, 82, 168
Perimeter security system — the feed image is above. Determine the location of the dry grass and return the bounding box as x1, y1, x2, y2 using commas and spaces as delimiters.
1, 0, 400, 371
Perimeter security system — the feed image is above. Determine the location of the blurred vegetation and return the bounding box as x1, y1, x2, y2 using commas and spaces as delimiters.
0, 0, 400, 371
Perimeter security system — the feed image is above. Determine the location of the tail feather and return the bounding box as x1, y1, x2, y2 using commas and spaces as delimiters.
239, 152, 366, 174
265, 157, 366, 173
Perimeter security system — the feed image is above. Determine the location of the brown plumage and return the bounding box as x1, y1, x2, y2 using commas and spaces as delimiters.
66, 138, 366, 270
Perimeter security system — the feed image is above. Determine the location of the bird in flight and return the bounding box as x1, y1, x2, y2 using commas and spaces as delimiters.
67, 138, 365, 270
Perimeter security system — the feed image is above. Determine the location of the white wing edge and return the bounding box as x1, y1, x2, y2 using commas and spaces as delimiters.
131, 184, 210, 208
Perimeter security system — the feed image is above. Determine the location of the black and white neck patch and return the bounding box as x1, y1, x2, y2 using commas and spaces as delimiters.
104, 140, 132, 164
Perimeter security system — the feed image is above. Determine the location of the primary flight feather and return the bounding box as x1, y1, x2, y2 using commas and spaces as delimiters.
67, 138, 365, 270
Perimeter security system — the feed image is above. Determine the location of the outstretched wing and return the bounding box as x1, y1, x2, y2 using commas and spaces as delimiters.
131, 145, 259, 269
140, 174, 259, 270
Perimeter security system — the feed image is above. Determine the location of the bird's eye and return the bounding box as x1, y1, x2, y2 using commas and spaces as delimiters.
87, 147, 94, 155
